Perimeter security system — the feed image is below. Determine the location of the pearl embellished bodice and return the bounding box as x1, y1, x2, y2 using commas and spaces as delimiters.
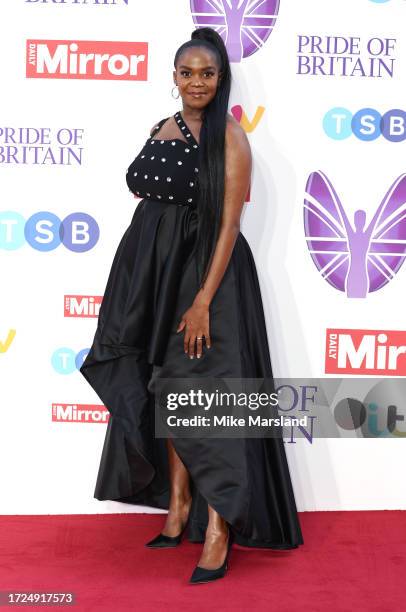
126, 111, 199, 207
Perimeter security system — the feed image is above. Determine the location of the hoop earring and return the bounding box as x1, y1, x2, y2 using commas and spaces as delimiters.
171, 85, 180, 99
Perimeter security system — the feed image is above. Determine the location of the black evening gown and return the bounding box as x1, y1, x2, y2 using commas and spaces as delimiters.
80, 111, 304, 549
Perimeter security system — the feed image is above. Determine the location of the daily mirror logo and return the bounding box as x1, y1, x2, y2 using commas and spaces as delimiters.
304, 171, 406, 298
325, 329, 406, 376
52, 403, 109, 423
190, 0, 280, 63
26, 40, 148, 81
64, 295, 102, 318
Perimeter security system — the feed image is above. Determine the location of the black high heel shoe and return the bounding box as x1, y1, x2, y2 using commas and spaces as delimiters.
145, 516, 190, 548
189, 525, 234, 584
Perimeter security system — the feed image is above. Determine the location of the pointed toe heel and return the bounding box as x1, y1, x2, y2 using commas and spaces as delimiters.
145, 517, 189, 548
189, 561, 228, 584
189, 526, 234, 584
145, 532, 182, 548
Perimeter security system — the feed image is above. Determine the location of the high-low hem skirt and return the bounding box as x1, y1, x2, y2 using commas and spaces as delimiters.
80, 198, 304, 550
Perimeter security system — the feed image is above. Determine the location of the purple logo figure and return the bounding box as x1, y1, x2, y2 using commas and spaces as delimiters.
304, 171, 406, 298
190, 0, 280, 62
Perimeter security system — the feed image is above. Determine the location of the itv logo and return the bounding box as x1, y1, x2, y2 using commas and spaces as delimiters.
0, 329, 16, 354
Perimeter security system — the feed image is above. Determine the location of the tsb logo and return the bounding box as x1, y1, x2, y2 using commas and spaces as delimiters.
51, 347, 89, 374
325, 329, 406, 375
26, 40, 148, 81
0, 211, 99, 251
323, 107, 406, 141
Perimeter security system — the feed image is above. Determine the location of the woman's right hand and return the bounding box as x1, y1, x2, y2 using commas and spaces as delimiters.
176, 300, 211, 359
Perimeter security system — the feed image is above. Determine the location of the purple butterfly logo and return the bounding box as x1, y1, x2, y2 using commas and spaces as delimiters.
190, 0, 280, 63
304, 171, 406, 298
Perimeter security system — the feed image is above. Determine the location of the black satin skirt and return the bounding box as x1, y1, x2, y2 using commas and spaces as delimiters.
80, 199, 304, 549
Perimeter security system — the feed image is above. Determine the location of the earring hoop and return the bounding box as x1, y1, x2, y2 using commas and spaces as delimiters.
171, 85, 180, 99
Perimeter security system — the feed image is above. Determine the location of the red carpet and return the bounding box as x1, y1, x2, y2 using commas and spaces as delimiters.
0, 511, 404, 611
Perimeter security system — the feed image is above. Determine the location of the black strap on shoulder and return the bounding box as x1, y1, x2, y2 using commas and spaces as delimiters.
149, 116, 170, 139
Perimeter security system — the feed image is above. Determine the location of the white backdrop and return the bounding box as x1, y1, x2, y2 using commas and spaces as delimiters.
1, 0, 405, 514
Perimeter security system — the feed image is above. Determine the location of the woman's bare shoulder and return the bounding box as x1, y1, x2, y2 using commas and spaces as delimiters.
149, 115, 174, 137
225, 113, 250, 151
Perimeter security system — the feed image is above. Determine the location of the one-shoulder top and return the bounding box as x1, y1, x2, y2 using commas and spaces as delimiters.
126, 111, 200, 208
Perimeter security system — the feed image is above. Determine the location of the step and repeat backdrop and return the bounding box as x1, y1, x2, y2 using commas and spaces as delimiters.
1, 0, 405, 514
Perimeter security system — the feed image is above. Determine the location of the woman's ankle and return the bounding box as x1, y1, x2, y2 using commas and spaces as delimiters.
205, 517, 228, 536
169, 492, 192, 510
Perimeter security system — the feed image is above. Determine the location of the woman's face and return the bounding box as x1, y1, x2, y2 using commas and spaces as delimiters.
173, 46, 222, 111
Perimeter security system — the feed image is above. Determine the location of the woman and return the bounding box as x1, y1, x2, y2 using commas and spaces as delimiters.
80, 27, 304, 584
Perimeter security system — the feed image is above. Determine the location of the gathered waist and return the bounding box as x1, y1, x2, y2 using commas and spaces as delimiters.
139, 197, 196, 209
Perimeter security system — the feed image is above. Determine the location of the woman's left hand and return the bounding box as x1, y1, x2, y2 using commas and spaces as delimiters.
176, 298, 211, 359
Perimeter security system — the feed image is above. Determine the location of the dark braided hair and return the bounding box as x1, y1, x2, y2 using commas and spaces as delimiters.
173, 27, 232, 289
